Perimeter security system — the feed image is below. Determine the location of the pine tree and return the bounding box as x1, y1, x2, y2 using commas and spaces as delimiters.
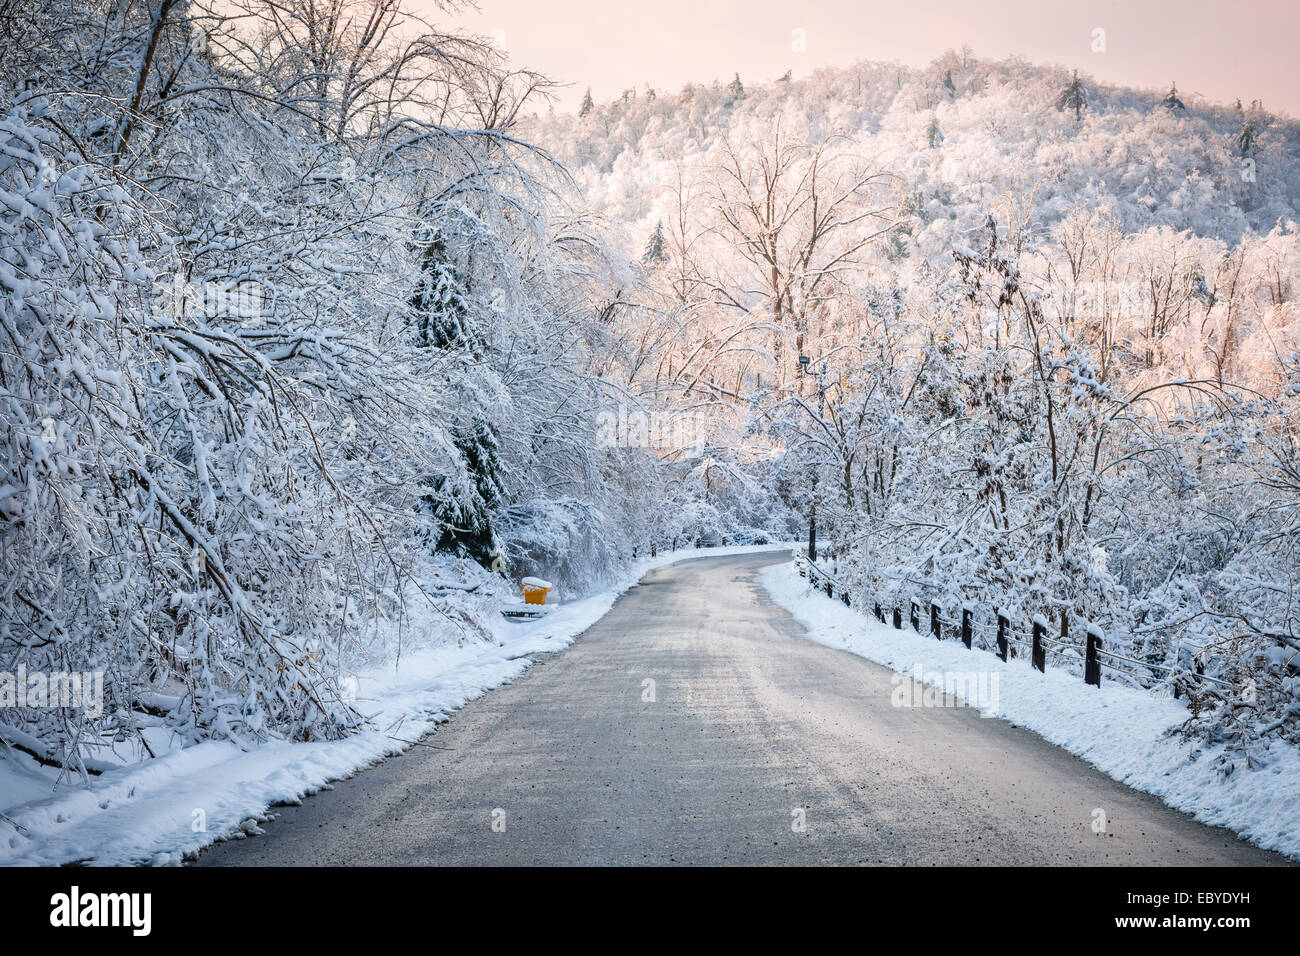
942, 69, 956, 98
1160, 82, 1186, 111
409, 230, 505, 569
925, 115, 944, 148
726, 72, 744, 102
1190, 267, 1215, 306
430, 418, 506, 568
579, 87, 594, 117
1056, 70, 1087, 122
642, 220, 668, 265
410, 230, 475, 353
1238, 120, 1258, 156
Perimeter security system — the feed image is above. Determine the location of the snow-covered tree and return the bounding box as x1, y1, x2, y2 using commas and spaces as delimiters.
1057, 70, 1088, 122
726, 72, 744, 103
1238, 120, 1258, 155
925, 115, 944, 148
642, 221, 668, 265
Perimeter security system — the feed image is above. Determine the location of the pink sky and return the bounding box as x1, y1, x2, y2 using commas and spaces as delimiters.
430, 0, 1299, 117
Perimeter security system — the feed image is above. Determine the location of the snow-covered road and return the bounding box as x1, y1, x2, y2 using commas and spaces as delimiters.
197, 552, 1290, 866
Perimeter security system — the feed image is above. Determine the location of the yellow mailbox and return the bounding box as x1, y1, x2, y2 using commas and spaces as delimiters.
520, 577, 552, 606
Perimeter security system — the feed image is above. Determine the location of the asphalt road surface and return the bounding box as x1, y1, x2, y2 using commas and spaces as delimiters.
198, 552, 1287, 866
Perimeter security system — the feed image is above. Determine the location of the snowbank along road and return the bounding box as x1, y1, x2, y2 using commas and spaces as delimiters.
198, 553, 1289, 865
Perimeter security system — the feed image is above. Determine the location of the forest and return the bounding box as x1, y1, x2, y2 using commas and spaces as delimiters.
0, 0, 774, 773
0, 2, 1296, 780
532, 51, 1300, 768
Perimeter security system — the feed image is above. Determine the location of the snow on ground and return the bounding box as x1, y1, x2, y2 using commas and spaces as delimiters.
761, 560, 1300, 861
0, 544, 792, 867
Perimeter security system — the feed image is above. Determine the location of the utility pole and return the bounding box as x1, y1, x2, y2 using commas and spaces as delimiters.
808, 478, 817, 561
799, 353, 825, 562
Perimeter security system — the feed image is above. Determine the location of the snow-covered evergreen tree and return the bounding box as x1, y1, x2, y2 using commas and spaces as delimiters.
1237, 120, 1258, 155
726, 72, 745, 103
1161, 82, 1187, 111
1057, 70, 1088, 121
642, 221, 668, 265
925, 115, 944, 148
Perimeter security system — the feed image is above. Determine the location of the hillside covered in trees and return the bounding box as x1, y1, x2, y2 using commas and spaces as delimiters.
528, 53, 1300, 767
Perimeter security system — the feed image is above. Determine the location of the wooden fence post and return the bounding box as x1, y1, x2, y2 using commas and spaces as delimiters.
893, 607, 902, 630
910, 601, 919, 632
961, 608, 972, 649
930, 603, 941, 639
874, 602, 883, 623
1031, 616, 1046, 673
1085, 625, 1103, 687
996, 612, 1009, 662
